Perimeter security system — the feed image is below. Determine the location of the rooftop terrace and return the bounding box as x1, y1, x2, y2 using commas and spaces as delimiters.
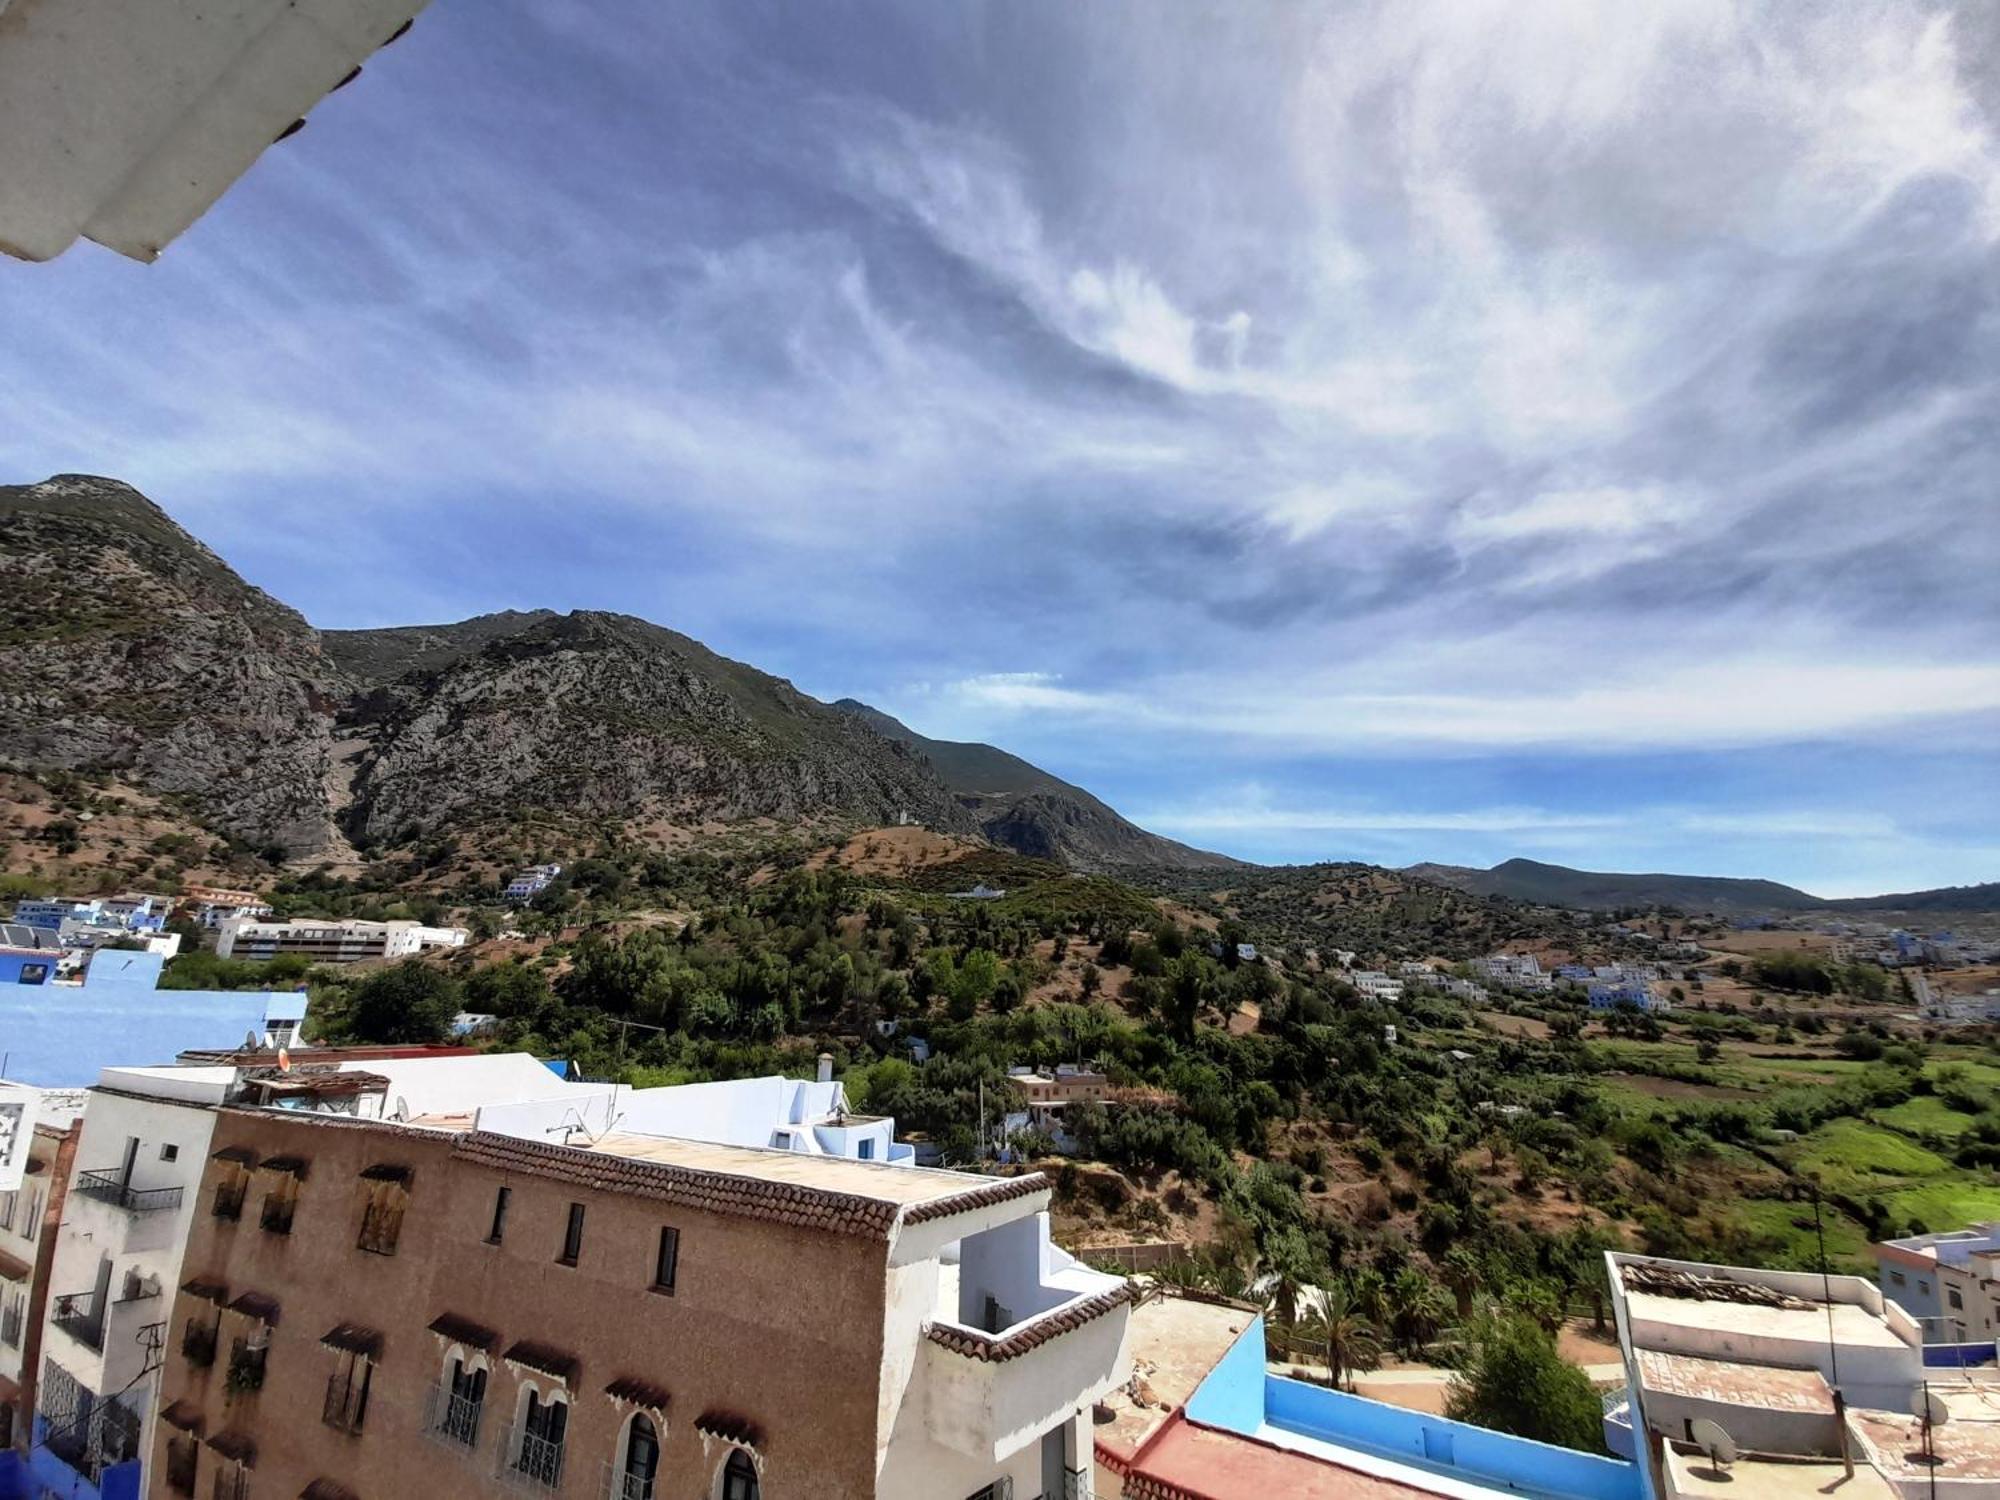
1636, 1349, 1835, 1413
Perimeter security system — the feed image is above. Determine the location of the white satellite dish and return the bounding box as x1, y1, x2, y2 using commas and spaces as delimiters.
1688, 1418, 1738, 1471
1915, 1388, 1952, 1428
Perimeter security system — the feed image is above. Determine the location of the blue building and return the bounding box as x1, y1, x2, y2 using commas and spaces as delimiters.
9, 898, 100, 932
0, 943, 56, 987
0, 948, 307, 1087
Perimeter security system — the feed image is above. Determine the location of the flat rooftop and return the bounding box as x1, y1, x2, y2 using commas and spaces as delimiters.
1663, 1446, 1897, 1500
1637, 1349, 1834, 1413
1094, 1295, 1255, 1464
1852, 1406, 2000, 1483
1624, 1290, 1907, 1351
584, 1131, 1034, 1207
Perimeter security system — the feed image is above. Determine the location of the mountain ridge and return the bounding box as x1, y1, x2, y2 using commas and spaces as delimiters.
1405, 856, 2000, 916
0, 475, 1230, 874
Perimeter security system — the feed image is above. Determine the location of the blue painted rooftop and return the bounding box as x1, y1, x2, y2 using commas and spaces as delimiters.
0, 948, 306, 1087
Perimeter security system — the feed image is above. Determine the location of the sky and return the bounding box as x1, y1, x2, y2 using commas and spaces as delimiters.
3, 1, 1997, 897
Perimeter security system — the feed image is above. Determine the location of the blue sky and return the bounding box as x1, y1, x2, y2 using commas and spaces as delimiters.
3, 1, 1997, 897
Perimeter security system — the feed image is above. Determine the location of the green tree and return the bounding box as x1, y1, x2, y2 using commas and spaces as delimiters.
1296, 1288, 1383, 1390
1446, 1315, 1607, 1454
343, 960, 461, 1044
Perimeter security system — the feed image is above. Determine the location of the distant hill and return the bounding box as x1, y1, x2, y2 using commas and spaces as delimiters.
831, 700, 1237, 872
1406, 858, 2000, 916
1, 473, 1228, 877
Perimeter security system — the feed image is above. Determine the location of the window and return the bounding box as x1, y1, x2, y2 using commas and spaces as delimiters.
164, 1432, 198, 1496
357, 1174, 409, 1257
17, 963, 47, 985
1921, 1281, 1933, 1296
260, 1174, 299, 1235
487, 1186, 510, 1244
1891, 1270, 1908, 1286
228, 1332, 269, 1394
1951, 1287, 1965, 1311
652, 1226, 679, 1295
620, 1413, 660, 1500
857, 1138, 874, 1161
160, 1143, 179, 1162
323, 1349, 373, 1433
515, 1390, 568, 1488
182, 1311, 220, 1368
722, 1450, 759, 1500
213, 1166, 250, 1222
558, 1202, 585, 1266
431, 1356, 486, 1446
212, 1456, 250, 1500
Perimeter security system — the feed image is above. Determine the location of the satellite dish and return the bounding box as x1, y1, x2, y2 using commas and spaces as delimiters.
1915, 1388, 1952, 1428
1689, 1418, 1738, 1470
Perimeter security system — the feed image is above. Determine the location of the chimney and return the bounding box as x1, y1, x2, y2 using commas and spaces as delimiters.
816, 1052, 834, 1085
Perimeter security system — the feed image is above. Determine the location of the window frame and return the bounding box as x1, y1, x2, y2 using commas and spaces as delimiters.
651, 1225, 679, 1295
487, 1185, 510, 1245
557, 1202, 585, 1266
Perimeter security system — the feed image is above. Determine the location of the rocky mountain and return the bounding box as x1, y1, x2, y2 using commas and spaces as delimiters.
327, 612, 976, 848
1406, 858, 2000, 916
1, 475, 1225, 874
0, 475, 343, 854
831, 700, 1238, 871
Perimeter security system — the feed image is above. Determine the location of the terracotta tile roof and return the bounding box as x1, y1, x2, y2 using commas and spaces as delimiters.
504, 1340, 579, 1383
160, 1399, 204, 1434
227, 1291, 281, 1325
693, 1410, 763, 1451
258, 1155, 309, 1177
180, 1277, 229, 1304
0, 1248, 30, 1282
210, 1146, 257, 1166
428, 1312, 497, 1352
452, 1130, 902, 1238
901, 1171, 1049, 1224
926, 1282, 1133, 1362
320, 1324, 384, 1359
207, 1429, 257, 1465
301, 1482, 358, 1500
358, 1162, 412, 1184
605, 1375, 671, 1411
1124, 1414, 1440, 1499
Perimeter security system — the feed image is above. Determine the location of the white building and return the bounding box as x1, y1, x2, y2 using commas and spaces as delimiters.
503, 864, 564, 903
215, 917, 468, 963
1349, 971, 1405, 1002
1603, 1252, 1981, 1499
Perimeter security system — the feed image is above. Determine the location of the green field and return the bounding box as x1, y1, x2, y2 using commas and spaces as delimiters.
1728, 1197, 1871, 1274
1791, 1118, 1950, 1191
1876, 1095, 1980, 1140
1884, 1183, 2000, 1234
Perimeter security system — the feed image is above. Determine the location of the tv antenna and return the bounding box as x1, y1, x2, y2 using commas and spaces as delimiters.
1688, 1418, 1737, 1477
1913, 1384, 1949, 1499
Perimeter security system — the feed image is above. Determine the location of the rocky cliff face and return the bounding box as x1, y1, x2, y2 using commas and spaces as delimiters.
831, 700, 1239, 872
328, 611, 977, 845
3, 475, 1229, 873
0, 475, 341, 854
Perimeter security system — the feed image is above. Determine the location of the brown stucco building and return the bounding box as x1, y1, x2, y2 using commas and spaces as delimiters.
148, 1100, 1129, 1500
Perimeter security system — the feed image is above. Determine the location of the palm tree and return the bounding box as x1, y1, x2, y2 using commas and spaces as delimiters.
1441, 1247, 1483, 1323
1387, 1267, 1450, 1357
1296, 1289, 1383, 1390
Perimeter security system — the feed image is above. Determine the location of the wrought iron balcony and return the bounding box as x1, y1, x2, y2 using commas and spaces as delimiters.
498, 1423, 566, 1493
51, 1290, 104, 1351
74, 1169, 183, 1215
423, 1381, 484, 1450
602, 1464, 656, 1500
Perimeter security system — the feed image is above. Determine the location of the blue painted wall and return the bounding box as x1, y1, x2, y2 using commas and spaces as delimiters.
0, 951, 55, 986
1262, 1378, 1642, 1500
1180, 1314, 1641, 1500
1184, 1315, 1266, 1433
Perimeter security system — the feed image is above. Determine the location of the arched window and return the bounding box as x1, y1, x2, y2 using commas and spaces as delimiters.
721, 1448, 758, 1500
621, 1412, 660, 1499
